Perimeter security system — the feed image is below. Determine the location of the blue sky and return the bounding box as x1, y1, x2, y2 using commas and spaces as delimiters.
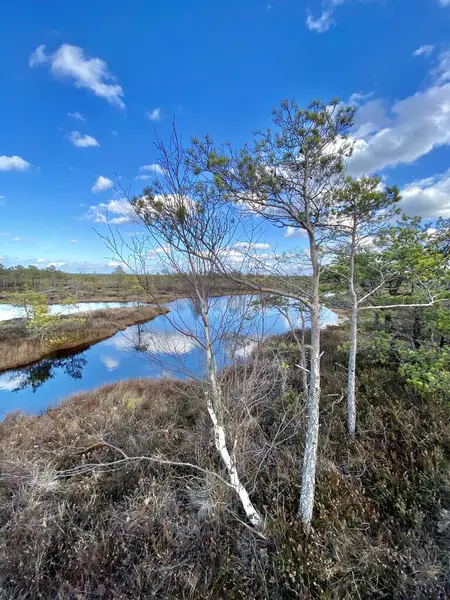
1, 0, 449, 272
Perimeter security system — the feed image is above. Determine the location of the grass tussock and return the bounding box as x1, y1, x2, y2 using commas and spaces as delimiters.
0, 305, 166, 373
0, 328, 449, 599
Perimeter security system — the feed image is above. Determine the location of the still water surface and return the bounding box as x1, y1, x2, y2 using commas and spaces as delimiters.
0, 296, 338, 418
0, 301, 140, 322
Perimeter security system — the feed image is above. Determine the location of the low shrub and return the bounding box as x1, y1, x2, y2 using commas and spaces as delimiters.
0, 329, 448, 599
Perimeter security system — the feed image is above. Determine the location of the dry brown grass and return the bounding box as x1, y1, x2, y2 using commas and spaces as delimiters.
0, 328, 448, 599
0, 305, 167, 372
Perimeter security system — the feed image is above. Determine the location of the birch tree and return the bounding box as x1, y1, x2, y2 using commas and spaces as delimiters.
331, 176, 400, 437
106, 128, 264, 529
188, 98, 355, 528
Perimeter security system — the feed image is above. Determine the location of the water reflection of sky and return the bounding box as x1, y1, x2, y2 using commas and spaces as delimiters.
0, 301, 141, 322
0, 297, 338, 418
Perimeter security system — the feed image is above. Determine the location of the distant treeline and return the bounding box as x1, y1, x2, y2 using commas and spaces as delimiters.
0, 264, 137, 296
0, 264, 258, 302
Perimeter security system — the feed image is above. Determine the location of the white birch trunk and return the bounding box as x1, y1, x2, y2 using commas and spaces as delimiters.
299, 243, 321, 529
203, 303, 262, 529
300, 310, 309, 395
347, 225, 358, 437
347, 300, 357, 437
206, 399, 262, 528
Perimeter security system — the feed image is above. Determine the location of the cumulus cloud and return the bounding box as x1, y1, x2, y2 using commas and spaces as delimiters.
284, 226, 306, 238
0, 155, 30, 171
47, 261, 67, 268
347, 52, 450, 176
110, 330, 197, 355
68, 131, 99, 148
67, 111, 86, 122
70, 239, 78, 244
12, 237, 21, 243
348, 91, 373, 105
146, 107, 161, 121
140, 163, 165, 175
29, 44, 125, 108
401, 170, 450, 217
352, 98, 390, 138
85, 198, 135, 225
235, 241, 271, 250
101, 355, 120, 371
91, 175, 113, 193
0, 374, 26, 391
413, 44, 435, 58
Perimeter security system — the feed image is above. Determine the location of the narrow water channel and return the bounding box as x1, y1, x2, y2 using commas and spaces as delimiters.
0, 296, 338, 418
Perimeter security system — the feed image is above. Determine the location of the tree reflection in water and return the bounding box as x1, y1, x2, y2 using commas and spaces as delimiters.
13, 354, 88, 393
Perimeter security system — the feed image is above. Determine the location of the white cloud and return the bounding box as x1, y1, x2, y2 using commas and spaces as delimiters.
233, 339, 258, 359
306, 0, 382, 33
92, 175, 113, 193
306, 9, 334, 32
284, 226, 306, 238
434, 50, 450, 83
70, 239, 78, 244
438, 0, 450, 6
29, 44, 47, 67
0, 155, 30, 171
348, 52, 450, 176
349, 91, 373, 105
67, 111, 86, 122
235, 241, 270, 250
146, 246, 171, 259
135, 174, 152, 181
29, 44, 125, 108
47, 261, 67, 268
101, 355, 120, 371
0, 374, 26, 391
85, 198, 135, 225
12, 237, 21, 243
413, 44, 435, 58
352, 99, 390, 137
146, 107, 161, 121
107, 261, 126, 268
140, 163, 165, 175
400, 169, 450, 217
36, 258, 45, 263
111, 330, 197, 355
68, 131, 99, 148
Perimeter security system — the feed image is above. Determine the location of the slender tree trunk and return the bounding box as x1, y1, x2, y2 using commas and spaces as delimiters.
203, 302, 262, 529
347, 299, 358, 437
299, 243, 321, 530
300, 310, 309, 394
347, 228, 358, 437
